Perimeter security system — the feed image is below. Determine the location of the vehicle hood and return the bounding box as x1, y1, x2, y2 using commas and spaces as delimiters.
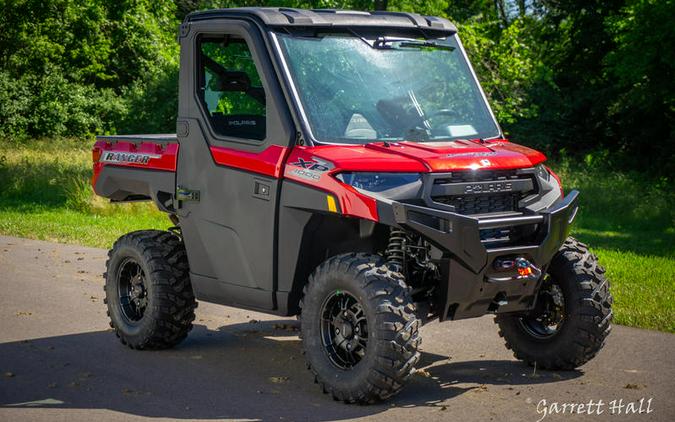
303, 139, 546, 173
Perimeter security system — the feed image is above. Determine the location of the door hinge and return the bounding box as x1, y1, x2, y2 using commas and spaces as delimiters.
295, 131, 305, 146
179, 22, 191, 38
176, 186, 200, 202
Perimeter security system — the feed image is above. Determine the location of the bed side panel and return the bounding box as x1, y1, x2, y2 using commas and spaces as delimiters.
92, 138, 178, 212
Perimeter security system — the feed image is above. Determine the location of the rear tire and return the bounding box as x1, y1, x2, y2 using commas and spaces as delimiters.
300, 253, 421, 403
495, 237, 612, 369
104, 230, 197, 349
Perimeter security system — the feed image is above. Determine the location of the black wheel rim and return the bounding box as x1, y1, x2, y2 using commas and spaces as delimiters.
519, 276, 566, 339
117, 258, 148, 323
320, 290, 368, 369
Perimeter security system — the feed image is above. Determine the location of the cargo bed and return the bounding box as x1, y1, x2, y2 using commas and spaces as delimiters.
92, 134, 179, 212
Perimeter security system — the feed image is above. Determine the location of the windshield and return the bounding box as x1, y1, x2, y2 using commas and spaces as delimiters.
275, 32, 500, 145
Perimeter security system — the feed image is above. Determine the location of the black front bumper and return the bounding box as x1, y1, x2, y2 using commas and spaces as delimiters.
388, 190, 580, 320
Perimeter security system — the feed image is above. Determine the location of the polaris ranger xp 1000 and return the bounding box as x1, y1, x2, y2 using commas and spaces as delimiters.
92, 8, 612, 403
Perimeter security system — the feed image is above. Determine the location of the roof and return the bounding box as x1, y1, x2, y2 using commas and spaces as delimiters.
186, 7, 457, 34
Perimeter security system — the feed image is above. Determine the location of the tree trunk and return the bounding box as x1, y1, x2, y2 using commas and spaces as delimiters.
374, 0, 388, 11
517, 0, 527, 16
493, 0, 509, 26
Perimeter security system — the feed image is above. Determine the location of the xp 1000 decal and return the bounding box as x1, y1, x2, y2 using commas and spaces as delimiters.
288, 157, 334, 182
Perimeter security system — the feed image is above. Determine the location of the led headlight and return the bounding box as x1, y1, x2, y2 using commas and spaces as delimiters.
335, 172, 423, 200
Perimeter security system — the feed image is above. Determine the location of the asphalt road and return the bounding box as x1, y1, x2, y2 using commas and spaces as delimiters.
0, 235, 673, 422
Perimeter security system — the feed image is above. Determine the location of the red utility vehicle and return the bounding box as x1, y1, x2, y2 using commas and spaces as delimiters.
93, 8, 612, 403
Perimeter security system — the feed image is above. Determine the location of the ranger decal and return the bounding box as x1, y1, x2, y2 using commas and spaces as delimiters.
101, 152, 161, 165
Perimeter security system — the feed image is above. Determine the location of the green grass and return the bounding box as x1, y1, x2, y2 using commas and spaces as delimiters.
0, 139, 673, 332
0, 138, 169, 247
0, 205, 167, 248
555, 160, 675, 332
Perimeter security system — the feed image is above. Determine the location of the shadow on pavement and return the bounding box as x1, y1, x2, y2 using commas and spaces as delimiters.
0, 320, 580, 420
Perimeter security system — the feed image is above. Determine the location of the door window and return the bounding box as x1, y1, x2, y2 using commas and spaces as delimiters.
198, 36, 266, 140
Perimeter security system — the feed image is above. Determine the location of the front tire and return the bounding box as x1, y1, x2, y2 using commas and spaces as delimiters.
495, 237, 612, 369
300, 253, 421, 403
104, 230, 197, 350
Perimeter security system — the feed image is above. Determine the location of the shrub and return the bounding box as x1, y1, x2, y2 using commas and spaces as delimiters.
0, 68, 127, 139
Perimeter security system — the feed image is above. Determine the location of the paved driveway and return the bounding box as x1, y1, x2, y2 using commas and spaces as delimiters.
0, 236, 673, 421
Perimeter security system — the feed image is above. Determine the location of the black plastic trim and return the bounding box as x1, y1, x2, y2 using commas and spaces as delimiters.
186, 8, 457, 34
94, 166, 176, 213
96, 134, 177, 143
388, 190, 579, 320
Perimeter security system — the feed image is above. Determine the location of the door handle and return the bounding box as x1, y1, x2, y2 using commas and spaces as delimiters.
253, 180, 271, 200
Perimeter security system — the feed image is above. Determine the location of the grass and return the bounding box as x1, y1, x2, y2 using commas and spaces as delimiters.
555, 161, 675, 332
0, 139, 673, 332
0, 138, 169, 248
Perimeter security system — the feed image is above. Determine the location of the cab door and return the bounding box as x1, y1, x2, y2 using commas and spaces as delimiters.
175, 19, 293, 310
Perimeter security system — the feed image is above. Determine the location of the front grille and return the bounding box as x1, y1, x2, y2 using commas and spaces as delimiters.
426, 169, 540, 246
434, 192, 518, 214
432, 169, 526, 184
430, 169, 535, 216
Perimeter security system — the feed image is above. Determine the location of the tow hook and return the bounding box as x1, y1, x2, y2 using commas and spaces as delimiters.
487, 257, 542, 283
515, 257, 539, 278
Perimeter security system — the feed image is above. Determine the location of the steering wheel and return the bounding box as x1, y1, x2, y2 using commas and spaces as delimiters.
400, 110, 461, 140
428, 109, 459, 121
425, 109, 462, 137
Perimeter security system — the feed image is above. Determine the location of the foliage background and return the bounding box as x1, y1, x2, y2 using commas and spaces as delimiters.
1, 0, 673, 175
0, 0, 673, 331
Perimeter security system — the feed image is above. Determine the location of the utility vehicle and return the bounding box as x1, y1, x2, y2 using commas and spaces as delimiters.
93, 7, 612, 403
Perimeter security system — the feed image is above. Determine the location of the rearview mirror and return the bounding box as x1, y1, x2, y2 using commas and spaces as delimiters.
211, 71, 251, 93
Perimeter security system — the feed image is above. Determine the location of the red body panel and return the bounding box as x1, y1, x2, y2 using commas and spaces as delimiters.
209, 144, 289, 178
91, 140, 179, 188
92, 136, 550, 223
282, 139, 547, 221
377, 139, 546, 171
284, 147, 380, 221
296, 144, 429, 172
286, 139, 545, 173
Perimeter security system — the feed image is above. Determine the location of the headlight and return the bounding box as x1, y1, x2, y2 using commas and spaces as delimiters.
335, 172, 422, 199
534, 164, 550, 182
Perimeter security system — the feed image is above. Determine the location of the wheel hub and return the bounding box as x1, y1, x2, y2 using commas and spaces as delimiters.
320, 291, 368, 369
335, 318, 354, 339
520, 277, 566, 339
130, 275, 146, 306
117, 258, 148, 322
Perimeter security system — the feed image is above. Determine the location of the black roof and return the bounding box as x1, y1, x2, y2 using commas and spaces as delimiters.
186, 7, 457, 34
